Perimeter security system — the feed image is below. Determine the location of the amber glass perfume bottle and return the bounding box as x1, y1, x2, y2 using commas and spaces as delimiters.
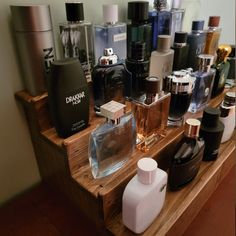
211, 44, 232, 98
131, 77, 171, 151
204, 16, 221, 56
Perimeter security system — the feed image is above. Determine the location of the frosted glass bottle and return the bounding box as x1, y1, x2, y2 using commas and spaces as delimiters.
149, 35, 174, 87
94, 4, 126, 64
122, 158, 167, 234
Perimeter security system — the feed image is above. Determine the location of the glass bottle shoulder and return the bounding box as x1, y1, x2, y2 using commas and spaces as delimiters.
207, 27, 222, 33
151, 49, 174, 57
193, 68, 216, 78
95, 22, 126, 29
59, 21, 92, 28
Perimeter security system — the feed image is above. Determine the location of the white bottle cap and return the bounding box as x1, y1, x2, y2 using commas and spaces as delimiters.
103, 4, 118, 24
100, 100, 125, 120
137, 158, 158, 185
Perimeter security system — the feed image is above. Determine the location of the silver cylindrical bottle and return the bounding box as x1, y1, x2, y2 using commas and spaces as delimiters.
10, 5, 55, 96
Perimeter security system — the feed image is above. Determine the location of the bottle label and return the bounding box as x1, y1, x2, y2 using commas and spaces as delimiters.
43, 47, 54, 73
113, 33, 127, 42
65, 91, 86, 106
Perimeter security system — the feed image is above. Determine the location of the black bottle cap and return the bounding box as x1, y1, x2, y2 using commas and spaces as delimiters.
128, 1, 149, 21
66, 2, 84, 21
228, 45, 235, 58
201, 107, 220, 128
192, 20, 204, 31
145, 76, 161, 94
224, 92, 236, 106
174, 31, 188, 44
131, 41, 146, 60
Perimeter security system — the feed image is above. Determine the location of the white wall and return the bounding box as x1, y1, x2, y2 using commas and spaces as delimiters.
0, 0, 235, 205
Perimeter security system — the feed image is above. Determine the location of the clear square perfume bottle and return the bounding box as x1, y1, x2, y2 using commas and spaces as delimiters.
89, 101, 136, 178
94, 4, 127, 64
59, 2, 94, 81
189, 54, 216, 113
131, 77, 171, 152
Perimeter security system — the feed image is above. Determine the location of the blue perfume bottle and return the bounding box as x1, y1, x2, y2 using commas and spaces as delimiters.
89, 101, 136, 178
94, 4, 126, 64
187, 20, 206, 71
92, 48, 132, 113
149, 0, 171, 50
189, 54, 216, 113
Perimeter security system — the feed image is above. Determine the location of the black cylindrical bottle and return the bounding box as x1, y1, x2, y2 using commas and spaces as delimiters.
47, 58, 89, 138
199, 107, 224, 161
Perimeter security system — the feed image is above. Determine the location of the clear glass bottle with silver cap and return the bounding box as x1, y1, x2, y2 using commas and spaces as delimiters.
220, 92, 236, 143
122, 158, 167, 234
131, 77, 171, 152
94, 4, 126, 64
188, 54, 216, 113
169, 118, 205, 190
59, 2, 94, 82
163, 69, 196, 126
10, 4, 55, 96
88, 100, 136, 178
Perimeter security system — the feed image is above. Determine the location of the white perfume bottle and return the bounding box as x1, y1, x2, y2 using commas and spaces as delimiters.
122, 158, 167, 234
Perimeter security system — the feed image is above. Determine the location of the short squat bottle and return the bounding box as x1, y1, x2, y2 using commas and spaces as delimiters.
204, 16, 221, 56
172, 31, 189, 71
220, 92, 236, 143
59, 2, 94, 81
48, 59, 89, 138
94, 4, 126, 64
163, 69, 196, 126
149, 0, 171, 50
88, 101, 136, 178
92, 48, 132, 113
199, 107, 224, 161
189, 54, 216, 113
123, 158, 167, 234
169, 118, 205, 190
149, 35, 174, 87
131, 77, 171, 151
211, 44, 232, 98
187, 20, 206, 71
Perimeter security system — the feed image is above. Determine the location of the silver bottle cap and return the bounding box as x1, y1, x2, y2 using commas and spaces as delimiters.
10, 5, 52, 32
184, 118, 201, 138
103, 4, 118, 24
157, 35, 171, 52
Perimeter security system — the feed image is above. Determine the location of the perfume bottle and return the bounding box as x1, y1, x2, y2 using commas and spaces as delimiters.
126, 42, 150, 97
122, 158, 167, 234
149, 0, 172, 50
172, 31, 189, 70
131, 77, 171, 151
168, 118, 205, 190
170, 0, 185, 46
227, 45, 235, 80
163, 69, 196, 126
199, 107, 224, 161
187, 20, 206, 71
94, 4, 126, 64
92, 48, 132, 113
220, 92, 236, 143
59, 2, 94, 81
188, 54, 216, 113
204, 16, 221, 56
211, 44, 232, 98
149, 35, 174, 87
127, 1, 152, 59
88, 101, 136, 178
47, 58, 89, 138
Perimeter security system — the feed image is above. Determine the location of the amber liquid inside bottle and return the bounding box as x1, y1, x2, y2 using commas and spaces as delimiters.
204, 30, 221, 55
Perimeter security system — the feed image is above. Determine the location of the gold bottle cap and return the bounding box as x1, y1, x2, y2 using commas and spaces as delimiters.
184, 118, 201, 138
216, 44, 232, 63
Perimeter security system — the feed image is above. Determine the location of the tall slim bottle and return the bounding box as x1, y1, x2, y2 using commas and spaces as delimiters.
94, 4, 126, 64
187, 20, 206, 71
188, 54, 216, 113
204, 16, 221, 56
149, 0, 171, 50
211, 44, 232, 97
59, 2, 94, 81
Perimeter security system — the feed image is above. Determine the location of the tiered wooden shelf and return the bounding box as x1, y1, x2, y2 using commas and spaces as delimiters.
15, 87, 236, 235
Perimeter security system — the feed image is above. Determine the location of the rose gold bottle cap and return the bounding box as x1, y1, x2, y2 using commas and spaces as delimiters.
208, 16, 220, 27
157, 35, 171, 52
184, 118, 201, 138
137, 158, 158, 185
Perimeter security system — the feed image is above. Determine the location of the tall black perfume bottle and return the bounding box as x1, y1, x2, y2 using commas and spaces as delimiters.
92, 48, 132, 113
47, 58, 89, 138
169, 118, 205, 190
199, 107, 224, 161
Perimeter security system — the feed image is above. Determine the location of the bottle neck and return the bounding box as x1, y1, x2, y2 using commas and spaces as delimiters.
107, 118, 121, 125
198, 65, 211, 73
68, 20, 84, 24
